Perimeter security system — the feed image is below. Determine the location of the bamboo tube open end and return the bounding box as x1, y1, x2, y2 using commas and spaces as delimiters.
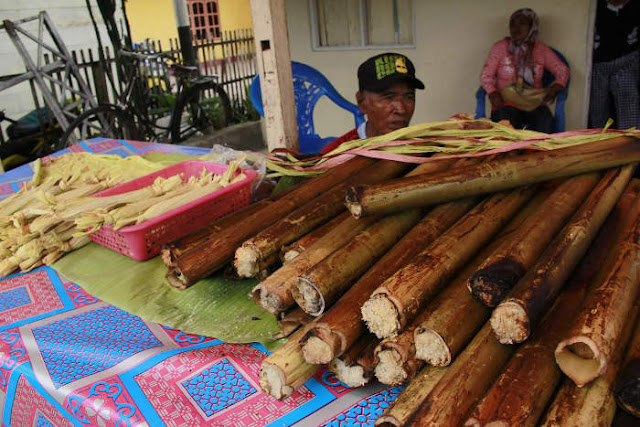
555, 337, 604, 387
375, 415, 401, 427
469, 259, 527, 308
414, 328, 452, 366
329, 358, 370, 387
490, 301, 530, 344
361, 294, 402, 339
301, 336, 334, 365
165, 270, 188, 290
234, 245, 261, 278
252, 284, 285, 315
292, 278, 324, 317
374, 349, 408, 386
345, 188, 363, 218
616, 359, 640, 418
259, 362, 293, 400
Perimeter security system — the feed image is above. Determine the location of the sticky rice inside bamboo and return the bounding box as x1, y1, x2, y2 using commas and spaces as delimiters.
490, 301, 530, 344
414, 328, 452, 366
361, 294, 402, 339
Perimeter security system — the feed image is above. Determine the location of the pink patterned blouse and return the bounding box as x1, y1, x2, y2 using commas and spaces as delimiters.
480, 38, 570, 95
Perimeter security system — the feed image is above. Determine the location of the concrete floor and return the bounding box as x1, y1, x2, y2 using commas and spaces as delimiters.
179, 120, 267, 152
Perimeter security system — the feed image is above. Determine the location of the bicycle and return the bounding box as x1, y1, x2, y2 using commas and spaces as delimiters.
0, 107, 62, 171
56, 50, 233, 151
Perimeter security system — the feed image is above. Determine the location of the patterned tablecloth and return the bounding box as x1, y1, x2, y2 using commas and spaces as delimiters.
0, 139, 403, 427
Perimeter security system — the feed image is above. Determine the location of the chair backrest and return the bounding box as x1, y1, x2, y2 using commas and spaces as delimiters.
249, 61, 365, 154
474, 47, 570, 133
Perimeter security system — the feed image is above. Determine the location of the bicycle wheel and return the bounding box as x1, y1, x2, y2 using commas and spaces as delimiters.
169, 82, 233, 144
57, 104, 139, 151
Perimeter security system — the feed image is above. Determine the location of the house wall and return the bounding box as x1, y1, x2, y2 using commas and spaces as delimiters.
284, 0, 595, 139
127, 0, 253, 49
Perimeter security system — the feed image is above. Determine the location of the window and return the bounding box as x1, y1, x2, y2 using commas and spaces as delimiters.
187, 0, 222, 41
310, 0, 414, 50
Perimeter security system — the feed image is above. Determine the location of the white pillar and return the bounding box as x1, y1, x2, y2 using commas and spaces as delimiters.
250, 0, 299, 152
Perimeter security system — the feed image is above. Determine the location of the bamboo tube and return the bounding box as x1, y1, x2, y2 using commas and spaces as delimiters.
406, 323, 516, 426
280, 214, 345, 263
554, 193, 640, 387
328, 334, 379, 387
292, 209, 424, 317
165, 156, 375, 288
615, 316, 640, 418
300, 198, 476, 365
235, 160, 410, 277
540, 304, 640, 426
259, 320, 319, 400
374, 365, 447, 426
468, 172, 601, 307
374, 325, 423, 386
161, 198, 273, 267
345, 136, 640, 218
412, 184, 555, 367
491, 165, 635, 344
252, 213, 377, 314
274, 306, 316, 339
464, 178, 640, 427
362, 187, 535, 339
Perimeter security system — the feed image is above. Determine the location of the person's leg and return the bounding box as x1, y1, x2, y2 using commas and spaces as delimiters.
610, 51, 640, 129
589, 61, 612, 128
491, 106, 525, 129
525, 106, 554, 133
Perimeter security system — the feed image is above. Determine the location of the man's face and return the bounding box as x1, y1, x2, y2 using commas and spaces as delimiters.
356, 82, 416, 137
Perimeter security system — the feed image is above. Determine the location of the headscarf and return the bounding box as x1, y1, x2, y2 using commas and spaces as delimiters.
508, 8, 539, 87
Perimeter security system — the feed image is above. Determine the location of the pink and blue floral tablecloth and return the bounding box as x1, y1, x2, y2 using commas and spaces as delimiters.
0, 138, 403, 427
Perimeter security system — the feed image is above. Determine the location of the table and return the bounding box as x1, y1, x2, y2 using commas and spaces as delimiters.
0, 139, 403, 426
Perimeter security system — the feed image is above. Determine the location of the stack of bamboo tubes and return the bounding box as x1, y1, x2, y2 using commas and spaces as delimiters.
162, 135, 640, 423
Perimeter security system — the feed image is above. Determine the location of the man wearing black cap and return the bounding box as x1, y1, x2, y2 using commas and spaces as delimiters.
320, 52, 425, 154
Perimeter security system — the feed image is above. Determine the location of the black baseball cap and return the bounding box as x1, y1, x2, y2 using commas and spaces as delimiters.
357, 53, 425, 92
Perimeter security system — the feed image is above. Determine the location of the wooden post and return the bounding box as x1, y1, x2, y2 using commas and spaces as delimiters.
250, 0, 299, 152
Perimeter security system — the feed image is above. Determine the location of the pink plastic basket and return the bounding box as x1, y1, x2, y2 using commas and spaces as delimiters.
89, 160, 257, 261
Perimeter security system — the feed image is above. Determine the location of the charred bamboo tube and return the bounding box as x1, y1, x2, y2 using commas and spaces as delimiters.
328, 334, 379, 387
252, 213, 377, 314
464, 179, 640, 427
161, 198, 273, 267
164, 157, 375, 288
374, 325, 423, 386
554, 194, 640, 387
300, 198, 476, 365
346, 136, 640, 218
280, 214, 345, 263
292, 209, 424, 317
615, 315, 640, 417
541, 304, 640, 426
491, 165, 635, 344
468, 172, 601, 307
274, 306, 316, 339
374, 365, 447, 426
406, 323, 516, 426
259, 320, 319, 400
235, 160, 410, 277
362, 187, 535, 339
413, 184, 554, 367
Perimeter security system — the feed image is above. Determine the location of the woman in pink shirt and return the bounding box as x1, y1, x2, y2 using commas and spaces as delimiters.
480, 8, 570, 133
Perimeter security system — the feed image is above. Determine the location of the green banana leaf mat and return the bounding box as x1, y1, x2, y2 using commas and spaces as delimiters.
52, 243, 282, 351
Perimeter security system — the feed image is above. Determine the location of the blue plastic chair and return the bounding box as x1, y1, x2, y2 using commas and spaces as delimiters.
250, 61, 365, 154
475, 47, 570, 133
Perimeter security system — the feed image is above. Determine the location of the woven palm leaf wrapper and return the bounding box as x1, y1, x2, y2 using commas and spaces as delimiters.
265, 117, 639, 177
